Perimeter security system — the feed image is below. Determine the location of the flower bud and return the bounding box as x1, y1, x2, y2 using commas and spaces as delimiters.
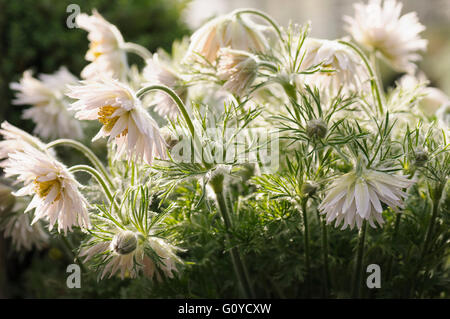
306, 119, 327, 139
414, 149, 428, 166
111, 230, 138, 255
0, 183, 16, 215
302, 181, 318, 197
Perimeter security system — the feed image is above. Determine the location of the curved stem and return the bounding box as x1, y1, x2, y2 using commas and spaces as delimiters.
68, 165, 115, 206
233, 8, 283, 42
46, 139, 114, 189
300, 198, 311, 296
257, 60, 278, 73
338, 40, 384, 115
121, 42, 152, 61
352, 220, 367, 298
136, 84, 195, 138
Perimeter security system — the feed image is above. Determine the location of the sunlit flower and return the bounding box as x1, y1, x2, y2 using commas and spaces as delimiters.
399, 74, 449, 117
301, 38, 367, 92
319, 168, 414, 230
10, 68, 82, 140
143, 53, 187, 119
184, 13, 268, 63
1, 211, 49, 251
76, 10, 127, 79
217, 48, 258, 96
0, 121, 51, 163
80, 230, 182, 280
67, 77, 166, 164
344, 0, 427, 73
436, 102, 450, 131
1, 146, 90, 234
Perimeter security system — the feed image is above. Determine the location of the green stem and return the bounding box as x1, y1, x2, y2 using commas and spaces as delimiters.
352, 220, 367, 298
257, 60, 278, 72
385, 212, 402, 282
233, 8, 283, 42
338, 40, 384, 115
411, 182, 444, 296
121, 42, 152, 61
300, 198, 311, 296
46, 139, 114, 189
61, 236, 87, 273
68, 165, 115, 207
320, 213, 331, 297
211, 175, 255, 299
136, 85, 195, 139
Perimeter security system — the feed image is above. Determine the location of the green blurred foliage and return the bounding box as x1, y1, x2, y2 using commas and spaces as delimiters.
0, 0, 191, 130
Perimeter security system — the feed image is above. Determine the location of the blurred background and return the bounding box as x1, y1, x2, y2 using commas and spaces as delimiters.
0, 0, 449, 298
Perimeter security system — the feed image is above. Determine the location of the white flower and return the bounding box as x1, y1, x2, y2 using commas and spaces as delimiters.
76, 10, 127, 79
319, 168, 414, 230
217, 48, 258, 96
80, 231, 182, 280
67, 77, 166, 164
436, 102, 450, 131
1, 212, 49, 251
143, 53, 187, 119
301, 38, 367, 92
0, 121, 51, 163
399, 74, 449, 117
10, 68, 82, 140
344, 0, 427, 73
184, 13, 268, 63
1, 146, 90, 234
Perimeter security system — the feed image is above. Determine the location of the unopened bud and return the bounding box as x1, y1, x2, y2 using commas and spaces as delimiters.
111, 230, 137, 255
0, 183, 16, 215
414, 149, 428, 166
302, 181, 318, 196
306, 119, 327, 139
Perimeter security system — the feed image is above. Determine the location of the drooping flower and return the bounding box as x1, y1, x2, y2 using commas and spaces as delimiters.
10, 68, 82, 140
217, 48, 258, 96
1, 211, 49, 251
436, 102, 450, 131
301, 38, 367, 92
80, 230, 182, 280
1, 145, 90, 233
76, 10, 127, 79
67, 77, 166, 164
0, 121, 51, 163
344, 0, 427, 73
143, 53, 187, 119
319, 168, 414, 230
184, 13, 268, 64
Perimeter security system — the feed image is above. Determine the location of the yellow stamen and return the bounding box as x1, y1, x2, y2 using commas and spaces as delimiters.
98, 106, 128, 136
34, 178, 61, 200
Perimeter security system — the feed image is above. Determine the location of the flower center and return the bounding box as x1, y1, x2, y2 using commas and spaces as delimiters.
98, 106, 128, 136
34, 178, 61, 199
90, 41, 103, 58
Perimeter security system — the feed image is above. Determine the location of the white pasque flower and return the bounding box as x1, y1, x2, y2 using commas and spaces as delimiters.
344, 0, 427, 73
398, 74, 449, 117
319, 168, 414, 230
1, 211, 49, 251
301, 38, 367, 92
10, 67, 82, 140
436, 102, 450, 132
80, 230, 182, 280
184, 13, 268, 63
67, 78, 166, 164
217, 48, 258, 96
0, 121, 50, 162
1, 146, 90, 233
76, 10, 127, 80
143, 53, 187, 119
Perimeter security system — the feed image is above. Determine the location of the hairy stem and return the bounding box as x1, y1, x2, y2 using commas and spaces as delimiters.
211, 175, 255, 299
136, 84, 195, 139
320, 212, 331, 297
300, 198, 311, 296
46, 139, 113, 188
352, 220, 367, 298
121, 42, 152, 61
233, 8, 283, 42
338, 40, 384, 115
